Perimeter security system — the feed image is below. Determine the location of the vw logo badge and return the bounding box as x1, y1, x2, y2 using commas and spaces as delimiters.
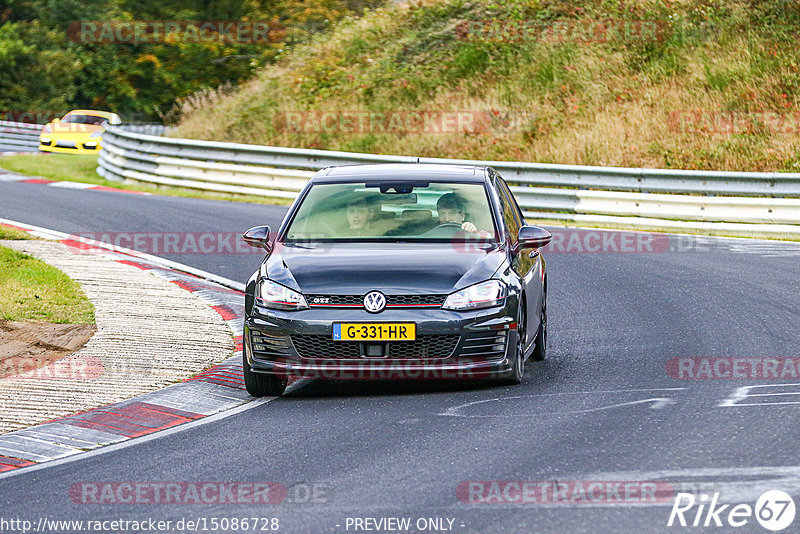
363, 291, 386, 313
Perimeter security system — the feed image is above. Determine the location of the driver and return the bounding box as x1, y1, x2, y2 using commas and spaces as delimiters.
436, 193, 478, 233
345, 197, 377, 236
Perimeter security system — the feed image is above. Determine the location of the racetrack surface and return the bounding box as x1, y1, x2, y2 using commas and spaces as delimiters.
1, 180, 800, 533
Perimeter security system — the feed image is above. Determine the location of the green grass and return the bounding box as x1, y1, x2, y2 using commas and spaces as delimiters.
0, 154, 101, 183
0, 154, 293, 206
0, 225, 31, 240
0, 245, 95, 324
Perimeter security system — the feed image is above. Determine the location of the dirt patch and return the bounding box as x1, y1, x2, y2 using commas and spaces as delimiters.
0, 320, 96, 379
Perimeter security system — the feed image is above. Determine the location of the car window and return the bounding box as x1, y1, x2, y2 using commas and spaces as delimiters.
501, 177, 526, 225
495, 177, 522, 243
284, 181, 497, 241
61, 114, 108, 126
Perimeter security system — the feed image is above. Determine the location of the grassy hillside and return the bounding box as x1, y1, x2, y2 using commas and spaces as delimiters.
172, 0, 800, 172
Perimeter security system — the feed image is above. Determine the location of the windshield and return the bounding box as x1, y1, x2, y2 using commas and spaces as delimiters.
61, 114, 108, 125
284, 181, 497, 241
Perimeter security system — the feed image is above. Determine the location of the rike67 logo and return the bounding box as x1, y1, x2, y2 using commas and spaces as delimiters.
668, 490, 796, 531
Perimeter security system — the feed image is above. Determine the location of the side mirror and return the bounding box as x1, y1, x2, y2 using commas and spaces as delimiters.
243, 225, 272, 250
516, 225, 551, 251
109, 115, 122, 126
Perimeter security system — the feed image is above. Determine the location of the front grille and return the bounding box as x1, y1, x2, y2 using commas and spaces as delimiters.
387, 295, 445, 306
306, 294, 445, 308
291, 335, 361, 359
290, 334, 460, 360
387, 335, 459, 359
250, 330, 291, 360
459, 331, 508, 360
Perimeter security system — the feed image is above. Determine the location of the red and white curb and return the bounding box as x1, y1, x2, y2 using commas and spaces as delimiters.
0, 219, 258, 476
0, 168, 148, 194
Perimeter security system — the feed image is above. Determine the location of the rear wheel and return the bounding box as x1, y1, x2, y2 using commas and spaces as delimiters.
531, 288, 547, 361
242, 350, 287, 397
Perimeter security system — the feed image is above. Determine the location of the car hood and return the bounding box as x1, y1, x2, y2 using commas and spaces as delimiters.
263, 242, 507, 295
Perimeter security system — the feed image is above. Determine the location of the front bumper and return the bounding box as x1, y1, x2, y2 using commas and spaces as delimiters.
39, 137, 101, 154
244, 302, 519, 380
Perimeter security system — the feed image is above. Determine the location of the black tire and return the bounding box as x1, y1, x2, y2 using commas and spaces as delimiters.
497, 300, 525, 385
242, 350, 287, 397
531, 288, 547, 361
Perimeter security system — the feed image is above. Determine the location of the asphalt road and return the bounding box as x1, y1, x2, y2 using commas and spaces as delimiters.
2, 180, 800, 533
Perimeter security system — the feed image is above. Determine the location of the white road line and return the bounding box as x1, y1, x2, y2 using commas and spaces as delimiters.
723, 402, 800, 406
438, 388, 685, 418
719, 383, 800, 407
742, 392, 800, 397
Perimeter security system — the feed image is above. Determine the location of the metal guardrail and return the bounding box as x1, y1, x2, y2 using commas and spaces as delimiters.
0, 121, 42, 150
91, 126, 800, 239
0, 121, 167, 153
118, 124, 169, 136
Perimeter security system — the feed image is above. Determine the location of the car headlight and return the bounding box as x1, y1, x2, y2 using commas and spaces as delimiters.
40, 136, 51, 144
256, 279, 308, 310
442, 280, 507, 311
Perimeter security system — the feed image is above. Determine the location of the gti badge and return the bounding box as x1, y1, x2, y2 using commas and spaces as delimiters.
363, 291, 386, 313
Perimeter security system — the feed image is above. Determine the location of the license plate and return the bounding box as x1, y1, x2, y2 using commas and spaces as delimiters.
56, 140, 76, 148
333, 323, 416, 341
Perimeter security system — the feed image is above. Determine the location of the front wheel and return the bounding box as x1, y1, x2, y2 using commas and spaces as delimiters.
242, 351, 287, 396
531, 288, 547, 361
496, 301, 525, 385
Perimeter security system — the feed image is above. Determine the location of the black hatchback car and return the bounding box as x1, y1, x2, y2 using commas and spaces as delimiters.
242, 163, 551, 396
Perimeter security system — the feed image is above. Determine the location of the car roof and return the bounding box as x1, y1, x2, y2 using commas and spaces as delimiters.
63, 110, 117, 118
312, 164, 489, 183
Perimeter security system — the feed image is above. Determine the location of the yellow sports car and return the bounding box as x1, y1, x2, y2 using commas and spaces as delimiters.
39, 110, 122, 154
